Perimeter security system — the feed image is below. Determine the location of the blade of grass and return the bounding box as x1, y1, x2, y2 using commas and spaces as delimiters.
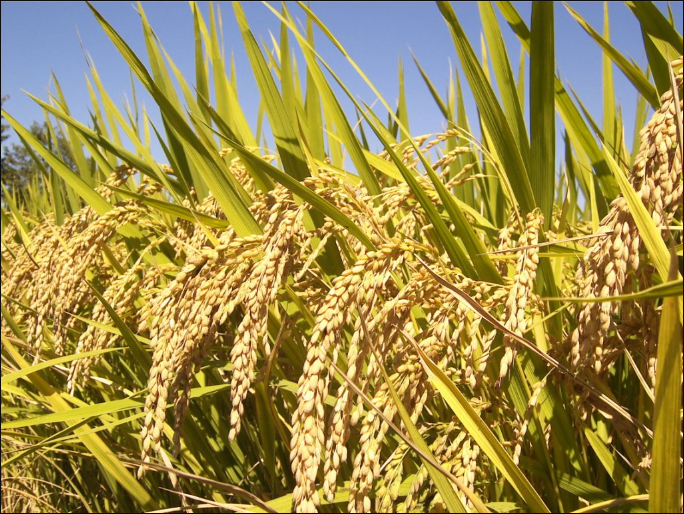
573, 494, 648, 513
498, 1, 619, 203
402, 330, 550, 512
1, 347, 124, 386
649, 251, 683, 512
2, 336, 157, 510
583, 427, 641, 497
303, 17, 326, 160
564, 4, 660, 109
2, 110, 112, 216
85, 281, 151, 371
544, 277, 683, 303
86, 1, 261, 237
1, 383, 232, 431
397, 57, 410, 141
602, 3, 617, 161
626, 1, 683, 96
108, 186, 229, 228
137, 3, 195, 191
412, 51, 450, 120
87, 57, 185, 201
479, 2, 529, 166
293, 40, 382, 196
438, 1, 535, 214
553, 470, 613, 503
272, 4, 496, 279
27, 93, 178, 193
233, 2, 309, 182
51, 74, 93, 188
356, 313, 474, 513
529, 1, 555, 226
1, 183, 31, 243
193, 2, 257, 148
198, 108, 376, 251
415, 255, 652, 436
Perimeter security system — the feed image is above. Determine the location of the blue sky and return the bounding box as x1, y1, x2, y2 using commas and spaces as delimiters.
2, 1, 682, 163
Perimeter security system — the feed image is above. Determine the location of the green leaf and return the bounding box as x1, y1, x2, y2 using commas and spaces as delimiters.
1, 382, 230, 430
86, 2, 261, 237
479, 1, 529, 166
631, 92, 649, 164
248, 477, 418, 513
70, 314, 150, 345
544, 278, 683, 303
194, 2, 257, 149
137, 3, 194, 191
1, 302, 27, 342
1, 347, 124, 386
86, 56, 185, 201
272, 4, 493, 278
422, 156, 502, 283
192, 3, 210, 122
554, 470, 613, 503
529, 1, 555, 226
52, 73, 93, 188
601, 2, 619, 163
1, 396, 142, 430
361, 322, 470, 513
1, 182, 31, 242
85, 281, 151, 371
650, 252, 683, 513
280, 14, 297, 122
584, 427, 641, 497
199, 108, 376, 251
404, 332, 550, 512
2, 337, 157, 510
438, 1, 535, 214
2, 110, 112, 216
412, 51, 450, 120
498, 1, 620, 203
27, 93, 177, 192
625, 1, 683, 96
564, 4, 660, 109
303, 17, 326, 161
109, 186, 229, 228
233, 2, 309, 182
84, 75, 116, 170
397, 57, 410, 141
0, 206, 9, 238
573, 495, 649, 513
296, 41, 382, 196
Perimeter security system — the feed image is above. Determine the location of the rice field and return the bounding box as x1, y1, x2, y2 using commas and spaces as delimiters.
1, 2, 682, 513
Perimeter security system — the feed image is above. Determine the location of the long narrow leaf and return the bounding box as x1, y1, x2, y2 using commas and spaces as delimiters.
438, 1, 535, 214
529, 1, 555, 226
404, 332, 550, 512
650, 252, 683, 512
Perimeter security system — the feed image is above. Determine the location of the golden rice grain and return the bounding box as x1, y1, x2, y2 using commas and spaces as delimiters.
571, 61, 683, 374
499, 209, 543, 381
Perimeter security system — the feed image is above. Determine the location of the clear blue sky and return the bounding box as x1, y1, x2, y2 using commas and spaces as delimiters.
2, 1, 682, 163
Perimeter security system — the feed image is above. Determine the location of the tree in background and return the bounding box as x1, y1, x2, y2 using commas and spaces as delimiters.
1, 96, 77, 205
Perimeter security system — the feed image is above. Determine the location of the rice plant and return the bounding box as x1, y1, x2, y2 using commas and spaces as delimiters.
1, 2, 682, 513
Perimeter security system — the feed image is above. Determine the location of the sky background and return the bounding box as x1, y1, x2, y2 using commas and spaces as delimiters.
2, 1, 683, 165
